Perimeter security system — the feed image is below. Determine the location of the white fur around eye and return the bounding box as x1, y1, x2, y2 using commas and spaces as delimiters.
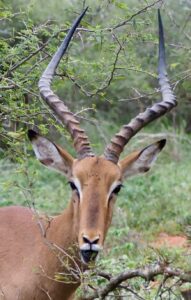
72, 178, 82, 200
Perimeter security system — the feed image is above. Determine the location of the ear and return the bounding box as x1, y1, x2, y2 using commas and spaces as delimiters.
119, 139, 166, 179
28, 130, 74, 178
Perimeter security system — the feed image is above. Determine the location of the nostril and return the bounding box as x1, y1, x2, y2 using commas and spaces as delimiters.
82, 235, 100, 245
83, 236, 90, 244
92, 237, 99, 244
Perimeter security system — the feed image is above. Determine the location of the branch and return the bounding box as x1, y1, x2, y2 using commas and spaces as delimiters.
112, 0, 163, 30
61, 34, 123, 98
2, 28, 64, 79
6, 42, 49, 74
80, 262, 191, 299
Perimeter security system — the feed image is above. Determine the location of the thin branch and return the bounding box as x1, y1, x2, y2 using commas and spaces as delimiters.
0, 84, 17, 91
119, 89, 159, 102
112, 0, 163, 30
2, 28, 65, 79
6, 42, 49, 74
61, 34, 123, 98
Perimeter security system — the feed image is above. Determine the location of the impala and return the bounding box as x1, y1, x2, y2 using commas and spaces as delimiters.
0, 8, 177, 300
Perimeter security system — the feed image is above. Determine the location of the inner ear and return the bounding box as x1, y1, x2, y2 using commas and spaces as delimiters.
28, 130, 74, 178
119, 139, 166, 179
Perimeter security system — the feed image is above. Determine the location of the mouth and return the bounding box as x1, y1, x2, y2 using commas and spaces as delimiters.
80, 250, 99, 264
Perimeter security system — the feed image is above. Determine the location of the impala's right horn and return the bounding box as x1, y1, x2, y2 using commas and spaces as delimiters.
38, 7, 95, 160
104, 10, 177, 164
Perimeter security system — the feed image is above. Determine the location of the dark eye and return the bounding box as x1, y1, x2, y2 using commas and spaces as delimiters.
68, 181, 80, 199
109, 184, 123, 202
68, 181, 77, 191
112, 184, 123, 195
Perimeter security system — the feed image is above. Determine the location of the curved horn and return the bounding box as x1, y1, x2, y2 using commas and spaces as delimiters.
38, 8, 94, 159
104, 10, 177, 164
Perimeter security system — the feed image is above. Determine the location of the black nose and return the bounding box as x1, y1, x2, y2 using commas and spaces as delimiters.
80, 250, 98, 264
82, 235, 100, 245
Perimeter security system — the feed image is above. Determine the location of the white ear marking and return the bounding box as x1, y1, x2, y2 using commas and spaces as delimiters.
28, 130, 73, 178
120, 139, 166, 179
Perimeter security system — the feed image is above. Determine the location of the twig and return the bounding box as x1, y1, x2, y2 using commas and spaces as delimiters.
118, 284, 145, 300
39, 287, 52, 300
118, 89, 159, 102
112, 0, 163, 30
62, 33, 123, 98
7, 43, 49, 74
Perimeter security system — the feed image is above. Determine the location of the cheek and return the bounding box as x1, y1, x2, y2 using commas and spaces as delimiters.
72, 196, 81, 220
106, 200, 116, 228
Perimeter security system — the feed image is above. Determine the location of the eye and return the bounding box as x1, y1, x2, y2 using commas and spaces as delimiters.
109, 184, 123, 202
68, 181, 77, 191
112, 184, 123, 195
68, 181, 80, 199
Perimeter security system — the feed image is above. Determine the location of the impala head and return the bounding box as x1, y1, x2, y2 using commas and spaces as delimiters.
29, 9, 176, 264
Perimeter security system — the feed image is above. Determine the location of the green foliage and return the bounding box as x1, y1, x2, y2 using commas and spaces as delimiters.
1, 0, 191, 161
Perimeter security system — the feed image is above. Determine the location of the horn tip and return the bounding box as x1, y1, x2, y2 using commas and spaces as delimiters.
158, 139, 166, 150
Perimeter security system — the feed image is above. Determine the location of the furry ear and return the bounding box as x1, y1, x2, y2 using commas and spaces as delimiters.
119, 139, 166, 179
28, 130, 74, 178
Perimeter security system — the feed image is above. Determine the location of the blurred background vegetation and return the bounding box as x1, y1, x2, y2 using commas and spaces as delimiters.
0, 0, 191, 298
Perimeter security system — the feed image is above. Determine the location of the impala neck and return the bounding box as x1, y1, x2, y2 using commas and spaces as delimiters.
48, 200, 78, 248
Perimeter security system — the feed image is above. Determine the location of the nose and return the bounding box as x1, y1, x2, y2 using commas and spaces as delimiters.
82, 235, 100, 245
80, 234, 101, 264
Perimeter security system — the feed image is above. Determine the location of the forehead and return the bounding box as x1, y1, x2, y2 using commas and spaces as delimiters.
72, 156, 121, 184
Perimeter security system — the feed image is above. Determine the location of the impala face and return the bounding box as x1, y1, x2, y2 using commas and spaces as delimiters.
72, 157, 122, 263
29, 130, 166, 264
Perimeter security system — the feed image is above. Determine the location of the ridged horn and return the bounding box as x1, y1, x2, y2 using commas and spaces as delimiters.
38, 7, 94, 159
104, 10, 177, 164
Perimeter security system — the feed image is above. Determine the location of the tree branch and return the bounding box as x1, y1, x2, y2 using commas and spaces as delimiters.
80, 262, 191, 299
